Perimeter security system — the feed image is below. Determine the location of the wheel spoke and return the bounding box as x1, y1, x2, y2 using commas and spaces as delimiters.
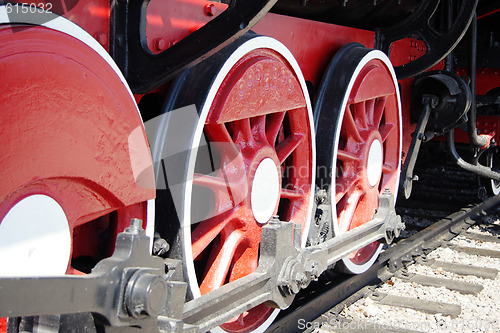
337, 190, 362, 233
193, 173, 228, 192
364, 99, 375, 128
200, 229, 244, 294
251, 115, 267, 143
193, 172, 236, 219
335, 175, 358, 204
372, 97, 387, 128
191, 209, 236, 260
276, 134, 304, 164
228, 244, 259, 281
281, 188, 303, 200
382, 164, 394, 174
352, 102, 368, 129
350, 188, 379, 230
203, 123, 248, 206
227, 118, 253, 146
266, 111, 286, 146
222, 167, 249, 208
379, 123, 395, 142
337, 149, 362, 163
204, 123, 241, 164
341, 107, 364, 143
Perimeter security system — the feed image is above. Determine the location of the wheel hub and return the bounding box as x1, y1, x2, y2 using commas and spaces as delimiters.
251, 158, 280, 224
366, 139, 383, 187
0, 195, 71, 277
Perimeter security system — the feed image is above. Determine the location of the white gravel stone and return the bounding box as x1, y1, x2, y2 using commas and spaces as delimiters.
315, 213, 500, 333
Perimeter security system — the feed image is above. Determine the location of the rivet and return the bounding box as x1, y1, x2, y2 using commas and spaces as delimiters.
94, 32, 107, 46
205, 3, 216, 16
154, 38, 166, 52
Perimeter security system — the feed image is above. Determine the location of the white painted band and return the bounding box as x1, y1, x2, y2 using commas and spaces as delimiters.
251, 158, 280, 224
0, 195, 71, 277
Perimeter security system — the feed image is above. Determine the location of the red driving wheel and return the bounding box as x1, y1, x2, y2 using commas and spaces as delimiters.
152, 35, 315, 332
315, 43, 402, 274
0, 23, 154, 331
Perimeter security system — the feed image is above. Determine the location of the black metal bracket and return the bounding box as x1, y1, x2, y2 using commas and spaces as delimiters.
400, 95, 437, 199
110, 0, 277, 94
376, 0, 478, 79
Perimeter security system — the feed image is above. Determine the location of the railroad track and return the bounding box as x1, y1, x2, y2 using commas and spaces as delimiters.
267, 155, 500, 333
303, 217, 500, 333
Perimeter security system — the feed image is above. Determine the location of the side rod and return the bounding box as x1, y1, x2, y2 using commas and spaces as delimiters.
0, 193, 402, 332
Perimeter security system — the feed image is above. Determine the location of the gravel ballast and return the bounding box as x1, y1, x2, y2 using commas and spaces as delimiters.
309, 212, 500, 333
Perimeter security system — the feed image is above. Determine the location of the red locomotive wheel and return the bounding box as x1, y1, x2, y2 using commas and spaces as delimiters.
151, 35, 315, 333
315, 43, 402, 274
0, 21, 154, 329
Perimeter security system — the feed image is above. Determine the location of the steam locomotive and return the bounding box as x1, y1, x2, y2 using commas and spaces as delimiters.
1, 0, 499, 332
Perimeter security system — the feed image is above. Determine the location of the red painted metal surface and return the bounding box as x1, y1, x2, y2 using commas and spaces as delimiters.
475, 68, 500, 96
143, 0, 375, 90
254, 13, 375, 87
190, 48, 313, 332
389, 39, 445, 162
4, 0, 453, 166
253, 15, 435, 164
0, 318, 5, 333
0, 25, 154, 267
146, 0, 227, 53
336, 58, 401, 266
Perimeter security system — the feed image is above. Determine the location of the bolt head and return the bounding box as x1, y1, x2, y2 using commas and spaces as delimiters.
94, 32, 107, 46
205, 4, 216, 16
154, 38, 167, 52
125, 272, 167, 318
